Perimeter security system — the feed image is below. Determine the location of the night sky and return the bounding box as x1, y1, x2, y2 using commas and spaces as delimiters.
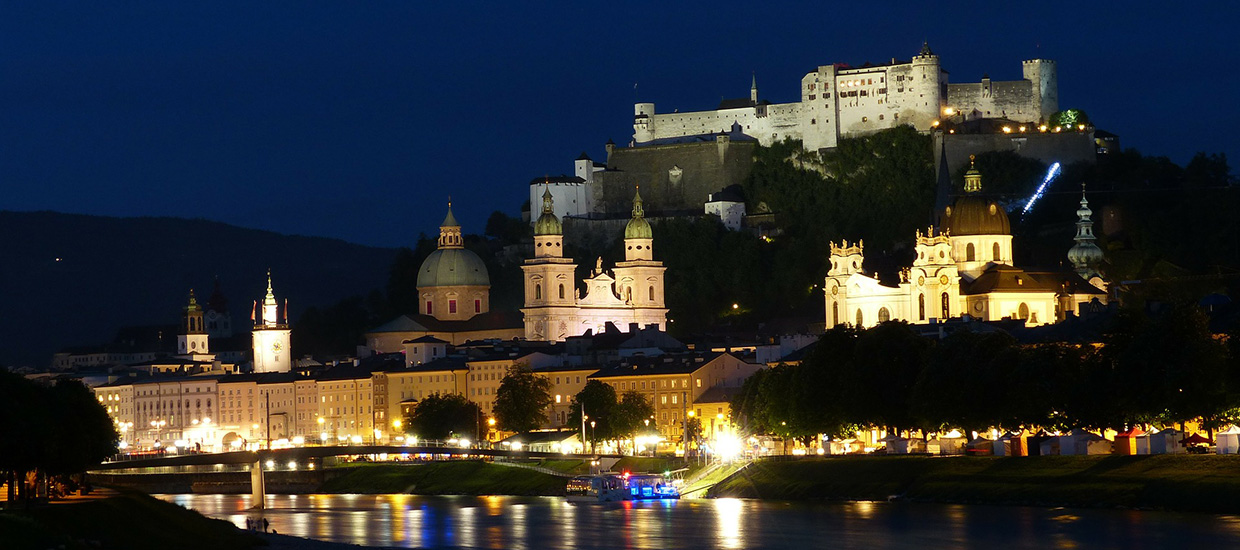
3, 2, 1235, 248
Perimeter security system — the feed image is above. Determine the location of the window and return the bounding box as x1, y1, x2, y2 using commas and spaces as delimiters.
555, 394, 561, 403
833, 302, 839, 325
878, 307, 890, 323
448, 300, 457, 314
941, 292, 950, 319
856, 309, 863, 327
426, 301, 433, 315
992, 242, 1001, 261
672, 395, 678, 404
661, 395, 667, 404
535, 284, 542, 300
966, 243, 976, 262
649, 286, 655, 301
558, 284, 565, 299
918, 294, 926, 320
696, 378, 702, 388
475, 299, 481, 313
1018, 303, 1030, 321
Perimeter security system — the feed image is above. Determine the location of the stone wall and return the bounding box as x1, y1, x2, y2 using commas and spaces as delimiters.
591, 139, 756, 216
935, 131, 1097, 181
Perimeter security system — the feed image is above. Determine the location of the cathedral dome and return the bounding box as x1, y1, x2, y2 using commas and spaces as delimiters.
943, 156, 1010, 236
625, 188, 653, 240
417, 248, 489, 288
944, 196, 1010, 236
534, 189, 562, 236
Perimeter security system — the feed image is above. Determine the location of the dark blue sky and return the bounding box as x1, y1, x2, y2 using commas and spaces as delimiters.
3, 3, 1234, 248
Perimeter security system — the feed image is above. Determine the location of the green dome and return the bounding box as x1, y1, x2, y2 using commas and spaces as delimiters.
624, 187, 653, 239
534, 211, 562, 236
625, 217, 653, 239
417, 248, 490, 288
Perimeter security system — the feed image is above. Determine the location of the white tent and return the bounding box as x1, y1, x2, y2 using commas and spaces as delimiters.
1217, 426, 1240, 455
1058, 431, 1110, 455
882, 434, 911, 454
1148, 429, 1186, 454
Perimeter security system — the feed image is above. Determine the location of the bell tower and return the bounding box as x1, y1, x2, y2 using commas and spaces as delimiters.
251, 270, 292, 373
521, 191, 578, 341
177, 289, 210, 356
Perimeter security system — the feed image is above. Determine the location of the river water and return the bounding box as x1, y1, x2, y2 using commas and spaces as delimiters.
158, 493, 1240, 549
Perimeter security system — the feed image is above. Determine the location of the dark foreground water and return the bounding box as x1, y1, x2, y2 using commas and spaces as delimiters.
158, 493, 1240, 549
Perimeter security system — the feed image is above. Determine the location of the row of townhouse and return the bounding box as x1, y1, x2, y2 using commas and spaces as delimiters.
93, 340, 764, 452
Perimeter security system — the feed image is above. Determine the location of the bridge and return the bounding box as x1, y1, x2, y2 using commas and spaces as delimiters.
92, 446, 619, 508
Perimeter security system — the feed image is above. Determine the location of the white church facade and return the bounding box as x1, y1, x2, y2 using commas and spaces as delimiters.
522, 189, 668, 341
826, 159, 1106, 329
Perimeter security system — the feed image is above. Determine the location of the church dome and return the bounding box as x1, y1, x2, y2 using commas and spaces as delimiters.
625, 188, 653, 239
417, 248, 489, 288
944, 196, 1010, 236
534, 189, 562, 236
943, 156, 1010, 236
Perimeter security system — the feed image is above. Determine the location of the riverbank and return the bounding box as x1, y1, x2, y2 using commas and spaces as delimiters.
707, 454, 1240, 513
317, 461, 568, 495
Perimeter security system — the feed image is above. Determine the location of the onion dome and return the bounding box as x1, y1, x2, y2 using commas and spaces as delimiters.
1067, 185, 1104, 275
943, 156, 1010, 236
418, 203, 489, 288
624, 188, 653, 240
534, 189, 562, 236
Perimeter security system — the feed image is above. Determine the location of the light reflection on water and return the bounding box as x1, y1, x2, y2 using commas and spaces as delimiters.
157, 493, 1240, 549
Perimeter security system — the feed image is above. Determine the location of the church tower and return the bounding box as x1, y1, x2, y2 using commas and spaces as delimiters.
251, 270, 292, 373
1067, 185, 1104, 279
750, 73, 759, 104
521, 190, 579, 341
177, 289, 210, 356
612, 188, 668, 322
942, 157, 1013, 277
416, 202, 491, 321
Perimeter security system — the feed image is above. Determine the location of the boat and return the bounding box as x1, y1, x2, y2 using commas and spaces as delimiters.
565, 474, 631, 502
624, 473, 680, 500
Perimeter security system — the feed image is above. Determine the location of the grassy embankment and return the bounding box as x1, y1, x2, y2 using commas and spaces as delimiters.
0, 491, 263, 550
709, 455, 1240, 513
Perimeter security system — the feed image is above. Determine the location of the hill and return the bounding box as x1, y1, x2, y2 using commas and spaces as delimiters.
0, 211, 400, 368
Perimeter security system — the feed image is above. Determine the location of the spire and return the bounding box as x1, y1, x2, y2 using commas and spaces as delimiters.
438, 200, 464, 249
1068, 184, 1104, 277
264, 269, 276, 306
963, 155, 982, 193
534, 189, 562, 237
542, 188, 554, 214
185, 289, 200, 312
632, 186, 645, 219
624, 186, 653, 241
919, 41, 934, 56
750, 72, 758, 103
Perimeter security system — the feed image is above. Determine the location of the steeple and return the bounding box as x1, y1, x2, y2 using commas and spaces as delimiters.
179, 288, 209, 355
438, 200, 464, 249
624, 187, 654, 261
918, 41, 934, 57
1067, 184, 1104, 277
750, 72, 758, 104
184, 289, 204, 334
260, 269, 281, 328
963, 155, 982, 193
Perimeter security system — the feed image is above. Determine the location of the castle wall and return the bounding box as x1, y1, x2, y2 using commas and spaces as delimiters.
590, 139, 756, 216
946, 80, 1040, 122
935, 131, 1097, 181
636, 103, 803, 146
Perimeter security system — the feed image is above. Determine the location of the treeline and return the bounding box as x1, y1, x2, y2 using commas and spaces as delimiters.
0, 371, 117, 502
731, 304, 1239, 442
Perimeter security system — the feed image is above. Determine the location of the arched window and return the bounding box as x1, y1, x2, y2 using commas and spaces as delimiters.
1018, 302, 1030, 321
649, 286, 655, 301
558, 284, 565, 299
535, 284, 542, 300
992, 242, 1001, 261
918, 294, 926, 320
878, 307, 890, 323
832, 302, 839, 326
966, 243, 976, 261
856, 309, 863, 327
941, 292, 950, 319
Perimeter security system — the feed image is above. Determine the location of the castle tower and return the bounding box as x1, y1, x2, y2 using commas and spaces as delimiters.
252, 270, 292, 373
633, 103, 655, 144
942, 156, 1013, 277
612, 188, 668, 324
1067, 185, 1104, 278
1022, 59, 1058, 123
177, 289, 210, 355
417, 202, 491, 321
521, 191, 579, 341
910, 41, 945, 130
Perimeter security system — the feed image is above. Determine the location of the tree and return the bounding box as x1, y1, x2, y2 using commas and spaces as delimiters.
1048, 109, 1089, 129
404, 393, 483, 441
493, 365, 553, 433
567, 381, 618, 445
611, 390, 656, 441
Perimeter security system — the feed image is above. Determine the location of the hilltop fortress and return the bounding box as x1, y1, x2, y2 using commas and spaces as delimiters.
633, 43, 1056, 151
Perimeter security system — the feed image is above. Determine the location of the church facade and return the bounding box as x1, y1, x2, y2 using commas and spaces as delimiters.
825, 160, 1106, 329
522, 189, 668, 342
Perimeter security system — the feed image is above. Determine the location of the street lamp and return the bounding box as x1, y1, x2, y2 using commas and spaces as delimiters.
317, 417, 325, 445
590, 421, 596, 454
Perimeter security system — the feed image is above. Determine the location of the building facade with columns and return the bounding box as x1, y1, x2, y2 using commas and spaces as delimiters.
522, 189, 668, 342
825, 160, 1106, 329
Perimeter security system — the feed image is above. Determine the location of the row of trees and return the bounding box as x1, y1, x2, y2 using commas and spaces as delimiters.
401, 367, 662, 449
0, 371, 117, 503
732, 305, 1238, 442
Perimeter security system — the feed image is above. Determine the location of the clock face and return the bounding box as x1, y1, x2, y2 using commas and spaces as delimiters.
973, 302, 984, 312
206, 311, 218, 321
830, 285, 838, 295
940, 275, 950, 285
917, 276, 925, 286
272, 341, 282, 353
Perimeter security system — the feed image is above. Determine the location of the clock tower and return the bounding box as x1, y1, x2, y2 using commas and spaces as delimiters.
251, 270, 292, 373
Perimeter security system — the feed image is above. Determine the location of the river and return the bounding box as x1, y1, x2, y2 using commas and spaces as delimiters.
158, 493, 1240, 549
